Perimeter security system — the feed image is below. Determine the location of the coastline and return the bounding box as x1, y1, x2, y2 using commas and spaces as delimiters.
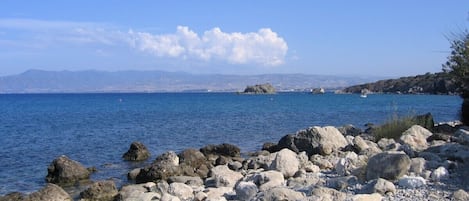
2, 118, 469, 201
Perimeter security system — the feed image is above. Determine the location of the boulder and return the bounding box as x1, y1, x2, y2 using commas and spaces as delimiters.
200, 143, 241, 158
455, 128, 469, 145
24, 183, 72, 201
337, 124, 362, 136
430, 166, 449, 182
235, 181, 258, 200
136, 151, 181, 183
115, 182, 161, 201
204, 187, 233, 201
248, 170, 285, 192
269, 148, 299, 178
452, 189, 469, 201
178, 149, 210, 178
366, 151, 411, 181
277, 126, 348, 156
409, 157, 426, 175
261, 187, 305, 201
209, 165, 243, 188
168, 176, 204, 187
397, 176, 426, 189
310, 186, 346, 201
45, 155, 90, 185
160, 194, 181, 201
326, 176, 358, 191
360, 178, 396, 195
79, 180, 118, 201
127, 168, 141, 180
351, 193, 383, 201
168, 182, 193, 201
400, 125, 433, 151
122, 141, 151, 161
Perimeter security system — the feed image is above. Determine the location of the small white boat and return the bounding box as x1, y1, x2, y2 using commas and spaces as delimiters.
360, 89, 369, 98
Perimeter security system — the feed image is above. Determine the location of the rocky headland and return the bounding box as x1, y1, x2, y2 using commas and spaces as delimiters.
1, 116, 469, 201
341, 72, 460, 95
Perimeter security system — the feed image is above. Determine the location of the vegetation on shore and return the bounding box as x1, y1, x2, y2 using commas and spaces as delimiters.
370, 113, 434, 140
341, 72, 458, 95
443, 30, 469, 125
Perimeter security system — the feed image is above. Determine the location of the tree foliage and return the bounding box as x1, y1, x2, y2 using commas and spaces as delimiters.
443, 30, 469, 124
443, 31, 469, 98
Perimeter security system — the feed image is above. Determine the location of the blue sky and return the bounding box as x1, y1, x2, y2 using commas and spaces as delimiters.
0, 1, 468, 77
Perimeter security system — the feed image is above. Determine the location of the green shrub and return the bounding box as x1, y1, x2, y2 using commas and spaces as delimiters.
372, 113, 434, 141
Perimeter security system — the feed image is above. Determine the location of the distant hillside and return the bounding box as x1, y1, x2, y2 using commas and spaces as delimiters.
341, 72, 459, 95
0, 69, 381, 93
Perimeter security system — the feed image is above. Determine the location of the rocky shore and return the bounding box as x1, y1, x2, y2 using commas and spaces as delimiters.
1, 118, 469, 201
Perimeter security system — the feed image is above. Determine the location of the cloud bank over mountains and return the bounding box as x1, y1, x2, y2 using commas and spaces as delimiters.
0, 18, 288, 67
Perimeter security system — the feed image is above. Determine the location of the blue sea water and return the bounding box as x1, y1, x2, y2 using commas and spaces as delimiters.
0, 92, 462, 195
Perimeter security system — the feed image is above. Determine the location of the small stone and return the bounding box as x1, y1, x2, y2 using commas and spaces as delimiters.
398, 176, 426, 189
430, 166, 449, 182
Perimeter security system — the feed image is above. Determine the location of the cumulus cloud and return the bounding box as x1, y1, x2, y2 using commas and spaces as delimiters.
128, 26, 288, 66
0, 18, 289, 66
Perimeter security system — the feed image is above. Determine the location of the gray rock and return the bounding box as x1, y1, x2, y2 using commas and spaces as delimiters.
277, 126, 348, 156
168, 176, 204, 187
204, 187, 233, 201
161, 193, 181, 201
353, 136, 370, 152
269, 148, 299, 178
351, 193, 382, 201
248, 170, 285, 192
178, 148, 210, 178
24, 183, 72, 201
366, 151, 411, 181
136, 151, 181, 183
377, 138, 399, 151
122, 141, 151, 161
400, 125, 433, 151
455, 128, 469, 145
430, 166, 448, 182
409, 157, 426, 175
397, 176, 426, 189
326, 176, 358, 191
360, 178, 396, 195
115, 182, 161, 201
127, 168, 141, 181
200, 143, 241, 157
338, 124, 362, 136
260, 187, 305, 201
210, 165, 243, 188
235, 181, 258, 200
45, 155, 90, 185
228, 161, 243, 171
310, 154, 334, 170
168, 182, 193, 201
79, 180, 118, 201
310, 186, 346, 201
452, 189, 469, 201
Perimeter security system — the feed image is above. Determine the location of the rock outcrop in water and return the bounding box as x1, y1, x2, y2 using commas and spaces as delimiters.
45, 155, 91, 185
122, 141, 151, 161
3, 118, 469, 201
241, 83, 276, 94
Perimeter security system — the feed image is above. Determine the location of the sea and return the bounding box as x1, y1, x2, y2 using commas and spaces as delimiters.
0, 92, 462, 195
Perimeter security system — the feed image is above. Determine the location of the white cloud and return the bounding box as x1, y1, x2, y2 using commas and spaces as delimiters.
0, 18, 288, 66
128, 26, 288, 66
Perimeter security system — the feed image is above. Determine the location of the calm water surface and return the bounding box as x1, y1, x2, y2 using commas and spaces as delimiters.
0, 92, 462, 194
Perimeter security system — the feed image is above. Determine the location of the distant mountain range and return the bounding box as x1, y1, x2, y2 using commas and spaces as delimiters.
0, 69, 384, 93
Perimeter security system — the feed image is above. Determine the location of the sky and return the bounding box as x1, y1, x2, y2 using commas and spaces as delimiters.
0, 1, 468, 77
